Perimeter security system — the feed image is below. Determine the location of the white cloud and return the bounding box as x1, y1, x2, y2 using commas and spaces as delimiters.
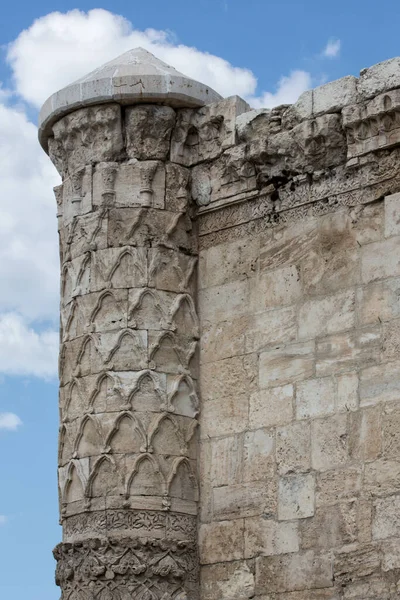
323, 38, 341, 59
250, 70, 312, 109
0, 515, 8, 524
7, 8, 257, 108
0, 412, 22, 431
0, 103, 59, 321
0, 313, 58, 378
6, 8, 310, 110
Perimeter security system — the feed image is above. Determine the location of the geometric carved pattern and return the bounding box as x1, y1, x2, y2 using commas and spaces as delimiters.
49, 101, 199, 598
54, 537, 198, 600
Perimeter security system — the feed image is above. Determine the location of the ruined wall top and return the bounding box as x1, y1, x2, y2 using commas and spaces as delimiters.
38, 47, 222, 151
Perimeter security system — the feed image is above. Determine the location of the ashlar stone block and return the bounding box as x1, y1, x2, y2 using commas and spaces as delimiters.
249, 385, 294, 429
296, 377, 335, 420
245, 517, 299, 558
278, 474, 315, 520
199, 519, 245, 564
276, 421, 311, 475
311, 414, 349, 471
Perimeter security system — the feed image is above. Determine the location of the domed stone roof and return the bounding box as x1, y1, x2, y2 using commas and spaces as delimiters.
38, 47, 222, 149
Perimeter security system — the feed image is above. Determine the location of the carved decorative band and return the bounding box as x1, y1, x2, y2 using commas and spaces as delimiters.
54, 536, 198, 600
63, 510, 197, 542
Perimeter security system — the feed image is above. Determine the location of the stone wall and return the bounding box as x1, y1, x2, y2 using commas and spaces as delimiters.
40, 51, 400, 600
188, 59, 400, 600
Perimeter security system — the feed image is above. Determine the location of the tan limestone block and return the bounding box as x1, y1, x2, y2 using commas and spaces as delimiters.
198, 278, 249, 323
244, 308, 298, 355
276, 421, 311, 475
259, 219, 319, 272
90, 246, 147, 292
373, 495, 400, 540
316, 327, 381, 377
61, 252, 92, 307
199, 236, 259, 289
171, 96, 250, 167
255, 551, 333, 594
298, 291, 356, 339
49, 104, 123, 175
364, 459, 400, 498
192, 144, 257, 206
61, 165, 93, 226
296, 377, 335, 419
249, 385, 294, 429
200, 354, 257, 402
250, 265, 302, 312
199, 519, 245, 564
213, 480, 277, 521
311, 414, 349, 471
361, 235, 400, 283
357, 277, 400, 325
259, 341, 315, 389
62, 289, 129, 341
92, 161, 166, 210
199, 440, 212, 523
301, 212, 360, 296
349, 406, 381, 461
200, 307, 297, 363
313, 75, 358, 115
165, 163, 191, 213
125, 105, 176, 160
201, 561, 255, 600
359, 359, 400, 406
382, 538, 400, 571
384, 192, 400, 237
337, 371, 359, 412
244, 517, 299, 558
148, 247, 197, 294
316, 466, 362, 507
243, 429, 275, 482
60, 210, 109, 262
210, 435, 243, 487
278, 474, 315, 520
200, 395, 249, 439
382, 318, 400, 360
299, 503, 358, 550
382, 406, 400, 460
106, 207, 195, 254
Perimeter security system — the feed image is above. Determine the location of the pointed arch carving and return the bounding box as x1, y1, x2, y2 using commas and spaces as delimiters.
63, 461, 85, 504
128, 369, 167, 412
167, 457, 199, 502
168, 374, 199, 417
88, 290, 123, 332
107, 247, 147, 286
148, 412, 186, 456
105, 328, 147, 370
128, 288, 169, 330
105, 411, 147, 454
87, 455, 119, 498
168, 293, 200, 337
88, 372, 125, 413
73, 415, 103, 458
126, 453, 165, 497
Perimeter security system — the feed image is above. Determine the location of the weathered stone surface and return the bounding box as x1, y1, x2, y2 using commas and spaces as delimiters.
296, 377, 335, 419
245, 517, 299, 558
250, 385, 294, 428
199, 519, 244, 564
256, 551, 333, 593
41, 48, 400, 600
278, 474, 315, 520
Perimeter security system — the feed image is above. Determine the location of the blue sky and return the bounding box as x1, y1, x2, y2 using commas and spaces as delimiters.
0, 1, 399, 598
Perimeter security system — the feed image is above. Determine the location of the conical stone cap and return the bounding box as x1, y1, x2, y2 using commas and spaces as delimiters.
38, 47, 222, 150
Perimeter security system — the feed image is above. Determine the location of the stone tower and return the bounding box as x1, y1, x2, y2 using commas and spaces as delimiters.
40, 50, 400, 599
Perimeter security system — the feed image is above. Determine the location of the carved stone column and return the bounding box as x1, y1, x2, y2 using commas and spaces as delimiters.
39, 48, 221, 600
